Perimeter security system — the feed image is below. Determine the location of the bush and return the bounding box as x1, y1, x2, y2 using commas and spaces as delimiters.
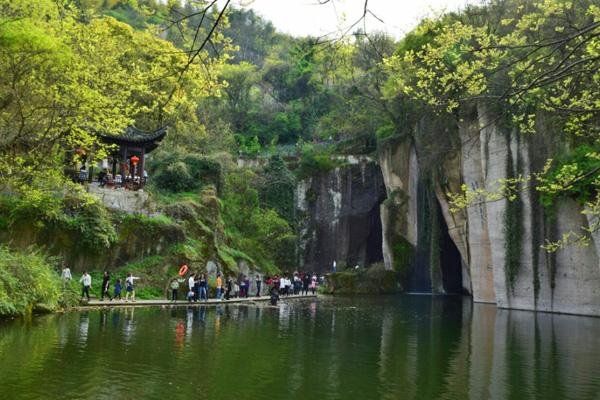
0, 246, 71, 317
149, 152, 222, 193
294, 141, 338, 179
324, 263, 399, 294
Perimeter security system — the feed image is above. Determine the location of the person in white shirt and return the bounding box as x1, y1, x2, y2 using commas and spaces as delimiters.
188, 274, 195, 301
125, 273, 140, 302
80, 271, 92, 301
61, 265, 72, 285
279, 276, 287, 295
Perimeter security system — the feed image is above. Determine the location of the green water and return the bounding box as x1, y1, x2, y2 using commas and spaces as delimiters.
1, 296, 599, 400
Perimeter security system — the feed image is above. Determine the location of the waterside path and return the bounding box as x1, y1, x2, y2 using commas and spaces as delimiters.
78, 294, 317, 309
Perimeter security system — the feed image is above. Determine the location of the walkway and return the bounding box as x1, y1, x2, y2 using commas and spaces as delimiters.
80, 293, 317, 308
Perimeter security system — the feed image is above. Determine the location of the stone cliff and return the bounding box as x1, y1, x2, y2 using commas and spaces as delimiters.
378, 102, 600, 316
296, 156, 386, 273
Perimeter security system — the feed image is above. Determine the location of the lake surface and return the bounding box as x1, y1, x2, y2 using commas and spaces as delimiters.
1, 296, 599, 400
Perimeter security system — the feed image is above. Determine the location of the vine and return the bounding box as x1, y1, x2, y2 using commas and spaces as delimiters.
503, 132, 523, 293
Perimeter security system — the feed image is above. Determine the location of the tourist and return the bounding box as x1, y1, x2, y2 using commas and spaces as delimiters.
233, 280, 240, 298
114, 278, 122, 300
225, 277, 233, 300
98, 168, 108, 188
244, 276, 251, 298
255, 274, 262, 297
61, 264, 72, 285
302, 273, 310, 295
293, 274, 301, 295
310, 273, 317, 294
194, 276, 202, 302
170, 278, 180, 302
188, 273, 196, 301
80, 271, 92, 301
125, 273, 139, 302
78, 165, 87, 184
199, 274, 208, 301
101, 271, 112, 301
216, 273, 223, 299
279, 275, 286, 296
239, 276, 246, 298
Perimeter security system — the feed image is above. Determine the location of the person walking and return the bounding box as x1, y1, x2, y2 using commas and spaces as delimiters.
310, 273, 317, 295
101, 271, 112, 301
80, 271, 92, 302
170, 278, 180, 302
239, 276, 247, 298
302, 273, 310, 295
61, 265, 72, 286
199, 274, 208, 301
194, 276, 202, 303
225, 277, 233, 300
244, 276, 251, 298
279, 275, 287, 296
114, 278, 122, 300
255, 274, 262, 297
216, 273, 223, 300
125, 273, 139, 302
188, 274, 196, 302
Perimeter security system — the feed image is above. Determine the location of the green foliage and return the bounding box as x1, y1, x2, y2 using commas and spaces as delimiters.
0, 246, 69, 317
148, 152, 223, 193
235, 135, 262, 156
0, 0, 226, 190
294, 141, 339, 179
503, 150, 523, 292
260, 155, 296, 223
3, 187, 117, 255
392, 238, 414, 281
222, 168, 296, 272
324, 263, 399, 295
538, 144, 600, 209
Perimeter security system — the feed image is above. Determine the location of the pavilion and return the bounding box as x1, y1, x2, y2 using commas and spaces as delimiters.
99, 125, 167, 189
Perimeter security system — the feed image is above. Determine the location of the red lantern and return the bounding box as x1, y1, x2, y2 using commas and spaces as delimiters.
130, 155, 140, 165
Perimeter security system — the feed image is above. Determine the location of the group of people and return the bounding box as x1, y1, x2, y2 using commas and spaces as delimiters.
170, 271, 320, 303
266, 272, 318, 296
62, 266, 140, 302
62, 264, 320, 304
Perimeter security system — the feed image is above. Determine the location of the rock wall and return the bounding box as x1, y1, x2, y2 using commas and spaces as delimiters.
88, 184, 152, 214
379, 101, 600, 316
296, 156, 386, 273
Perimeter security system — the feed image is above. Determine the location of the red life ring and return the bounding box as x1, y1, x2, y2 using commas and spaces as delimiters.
178, 264, 188, 276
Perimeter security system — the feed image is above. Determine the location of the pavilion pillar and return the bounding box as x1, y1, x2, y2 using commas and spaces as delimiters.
139, 146, 146, 185
120, 145, 128, 176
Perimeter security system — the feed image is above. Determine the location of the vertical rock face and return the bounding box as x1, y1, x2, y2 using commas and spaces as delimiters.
379, 101, 600, 316
379, 140, 419, 273
296, 156, 386, 273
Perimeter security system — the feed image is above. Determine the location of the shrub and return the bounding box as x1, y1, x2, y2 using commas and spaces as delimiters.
0, 246, 71, 317
149, 152, 222, 193
324, 263, 399, 294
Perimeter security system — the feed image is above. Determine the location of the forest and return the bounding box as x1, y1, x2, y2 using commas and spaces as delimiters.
0, 0, 598, 316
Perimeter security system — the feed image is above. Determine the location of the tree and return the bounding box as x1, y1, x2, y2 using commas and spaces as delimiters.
383, 0, 600, 248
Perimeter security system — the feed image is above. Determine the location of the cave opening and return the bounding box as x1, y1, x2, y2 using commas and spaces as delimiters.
365, 200, 384, 265
437, 203, 464, 294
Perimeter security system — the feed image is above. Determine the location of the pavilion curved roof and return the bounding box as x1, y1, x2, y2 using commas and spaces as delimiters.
100, 126, 168, 152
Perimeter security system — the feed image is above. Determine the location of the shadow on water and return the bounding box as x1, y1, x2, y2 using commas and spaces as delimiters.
0, 296, 599, 400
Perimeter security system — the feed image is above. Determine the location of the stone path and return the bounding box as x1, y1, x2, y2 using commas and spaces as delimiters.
80, 294, 317, 308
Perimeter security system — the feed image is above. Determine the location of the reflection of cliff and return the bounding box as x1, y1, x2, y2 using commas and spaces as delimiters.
378, 102, 600, 316
0, 300, 599, 398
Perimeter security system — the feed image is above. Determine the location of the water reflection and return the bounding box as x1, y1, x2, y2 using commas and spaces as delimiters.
0, 297, 599, 400
77, 312, 89, 346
